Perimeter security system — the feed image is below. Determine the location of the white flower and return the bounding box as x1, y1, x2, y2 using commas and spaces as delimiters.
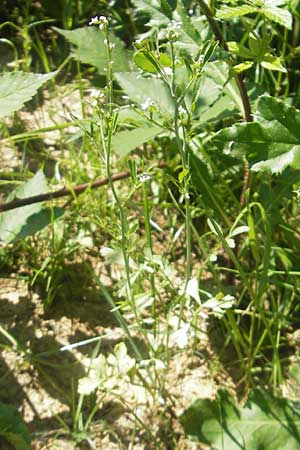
88, 15, 108, 30
78, 377, 100, 395
162, 67, 173, 76
186, 277, 201, 304
226, 237, 236, 248
89, 16, 99, 26
178, 105, 186, 115
78, 354, 108, 395
168, 20, 182, 30
171, 323, 190, 349
98, 15, 108, 30
139, 173, 151, 183
107, 342, 135, 375
141, 97, 154, 110
166, 20, 182, 41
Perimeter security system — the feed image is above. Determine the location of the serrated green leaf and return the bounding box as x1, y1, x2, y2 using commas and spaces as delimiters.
111, 126, 162, 157
181, 388, 300, 450
216, 5, 257, 19
0, 71, 55, 118
54, 27, 131, 73
213, 96, 300, 174
114, 72, 174, 116
176, 0, 202, 46
262, 3, 292, 29
0, 402, 31, 450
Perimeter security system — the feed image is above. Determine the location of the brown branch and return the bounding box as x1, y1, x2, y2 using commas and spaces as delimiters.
0, 162, 167, 213
197, 0, 252, 205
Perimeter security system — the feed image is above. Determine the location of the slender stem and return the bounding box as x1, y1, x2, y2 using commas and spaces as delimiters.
169, 40, 192, 281
142, 178, 157, 336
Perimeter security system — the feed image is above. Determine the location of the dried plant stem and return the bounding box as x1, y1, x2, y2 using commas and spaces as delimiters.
0, 162, 167, 213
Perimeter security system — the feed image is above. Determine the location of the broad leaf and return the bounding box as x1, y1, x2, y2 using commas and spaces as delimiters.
194, 61, 244, 123
0, 402, 31, 450
216, 5, 257, 19
112, 126, 162, 157
54, 27, 131, 73
181, 388, 300, 450
213, 95, 300, 174
0, 71, 55, 118
0, 171, 64, 243
133, 0, 169, 26
216, 2, 292, 29
216, 0, 292, 29
12, 207, 65, 242
114, 72, 174, 116
262, 3, 292, 29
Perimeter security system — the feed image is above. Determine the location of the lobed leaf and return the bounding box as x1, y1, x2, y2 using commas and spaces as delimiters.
213, 95, 300, 174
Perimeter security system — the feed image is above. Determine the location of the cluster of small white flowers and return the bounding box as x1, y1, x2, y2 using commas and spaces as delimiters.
88, 15, 108, 30
166, 20, 182, 41
141, 97, 155, 111
87, 89, 105, 107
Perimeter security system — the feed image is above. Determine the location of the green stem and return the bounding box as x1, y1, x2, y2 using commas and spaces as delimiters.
142, 178, 157, 336
169, 41, 192, 281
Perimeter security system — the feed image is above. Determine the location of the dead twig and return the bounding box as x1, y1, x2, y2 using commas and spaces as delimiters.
0, 161, 167, 213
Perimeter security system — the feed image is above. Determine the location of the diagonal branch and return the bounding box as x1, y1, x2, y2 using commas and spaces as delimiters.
0, 161, 167, 213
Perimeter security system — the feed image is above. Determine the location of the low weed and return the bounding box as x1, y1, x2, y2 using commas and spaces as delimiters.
1, 0, 300, 448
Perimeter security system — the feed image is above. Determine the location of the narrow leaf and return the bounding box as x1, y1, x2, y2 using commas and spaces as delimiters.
176, 0, 202, 46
